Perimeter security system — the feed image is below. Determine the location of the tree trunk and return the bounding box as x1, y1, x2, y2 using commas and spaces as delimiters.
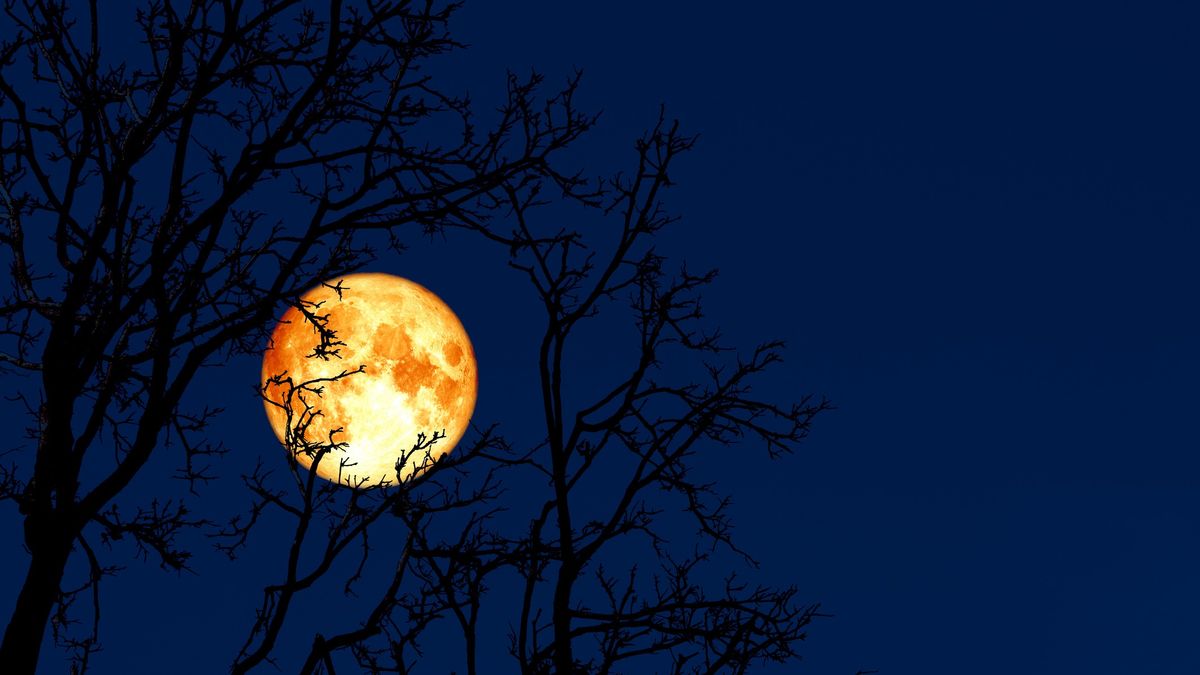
464, 622, 477, 675
551, 572, 575, 675
0, 539, 73, 674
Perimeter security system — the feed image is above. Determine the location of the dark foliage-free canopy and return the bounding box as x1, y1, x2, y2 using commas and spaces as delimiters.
0, 1, 825, 672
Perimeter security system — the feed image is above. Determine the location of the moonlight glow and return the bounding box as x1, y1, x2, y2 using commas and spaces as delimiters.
261, 273, 477, 486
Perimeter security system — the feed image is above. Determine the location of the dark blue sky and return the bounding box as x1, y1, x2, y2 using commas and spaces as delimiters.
3, 1, 1199, 673
448, 3, 1200, 671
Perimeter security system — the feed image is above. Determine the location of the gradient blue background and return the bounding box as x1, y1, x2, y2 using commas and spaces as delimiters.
2, 2, 1198, 673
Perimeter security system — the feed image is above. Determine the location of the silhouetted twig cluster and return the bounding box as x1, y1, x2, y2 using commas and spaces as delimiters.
0, 1, 832, 673
447, 113, 832, 675
220, 115, 832, 674
0, 1, 588, 671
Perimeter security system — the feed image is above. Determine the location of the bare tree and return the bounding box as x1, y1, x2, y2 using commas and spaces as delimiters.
1, 1, 830, 673
217, 295, 520, 674
457, 114, 831, 674
0, 0, 589, 671
209, 114, 830, 674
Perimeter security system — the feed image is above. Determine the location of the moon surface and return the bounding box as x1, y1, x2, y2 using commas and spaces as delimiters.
261, 273, 477, 486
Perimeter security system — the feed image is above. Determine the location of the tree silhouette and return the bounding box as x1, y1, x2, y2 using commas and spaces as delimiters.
0, 1, 587, 671
224, 117, 830, 674
0, 1, 830, 673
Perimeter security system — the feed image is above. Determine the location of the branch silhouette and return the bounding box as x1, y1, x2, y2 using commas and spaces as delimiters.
457, 114, 832, 675
0, 2, 834, 674
222, 117, 833, 675
0, 1, 588, 671
211, 280, 516, 673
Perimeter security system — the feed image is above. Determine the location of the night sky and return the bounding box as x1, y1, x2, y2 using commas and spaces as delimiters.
2, 2, 1199, 673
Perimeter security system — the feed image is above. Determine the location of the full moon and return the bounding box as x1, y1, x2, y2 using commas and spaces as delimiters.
261, 273, 477, 487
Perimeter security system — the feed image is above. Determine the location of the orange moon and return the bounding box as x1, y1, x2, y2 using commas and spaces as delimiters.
261, 273, 477, 487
